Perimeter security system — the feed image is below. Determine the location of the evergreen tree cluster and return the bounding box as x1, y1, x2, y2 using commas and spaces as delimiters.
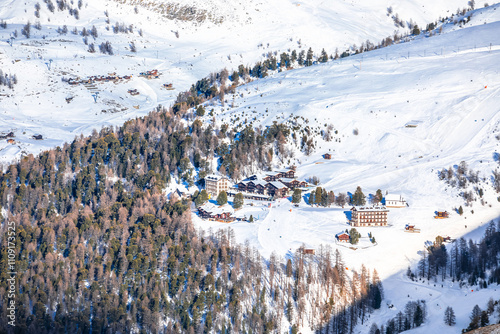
0, 69, 18, 89
409, 221, 500, 287
437, 161, 489, 206
99, 41, 113, 55
308, 187, 335, 207
370, 300, 426, 334
306, 186, 373, 208
464, 302, 496, 332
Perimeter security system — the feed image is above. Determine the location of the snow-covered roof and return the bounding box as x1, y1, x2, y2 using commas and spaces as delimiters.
352, 206, 388, 211
280, 177, 297, 183
205, 174, 228, 181
199, 202, 234, 215
385, 194, 404, 201
336, 232, 349, 237
268, 181, 287, 189
252, 180, 268, 187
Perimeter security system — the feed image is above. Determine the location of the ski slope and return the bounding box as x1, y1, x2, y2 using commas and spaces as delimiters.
0, 0, 472, 162
191, 4, 500, 333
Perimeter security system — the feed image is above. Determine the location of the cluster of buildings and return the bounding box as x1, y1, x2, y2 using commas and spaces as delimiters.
67, 72, 132, 85
202, 172, 410, 240
198, 168, 309, 221
139, 69, 161, 79
197, 203, 235, 222
232, 169, 309, 200
203, 168, 309, 201
336, 194, 408, 242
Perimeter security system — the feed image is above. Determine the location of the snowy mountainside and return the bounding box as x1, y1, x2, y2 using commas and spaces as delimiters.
198, 1, 500, 265
0, 0, 472, 162
192, 5, 500, 333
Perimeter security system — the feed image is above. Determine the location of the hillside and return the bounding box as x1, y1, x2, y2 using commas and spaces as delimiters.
191, 3, 500, 333
0, 0, 472, 162
1, 0, 500, 333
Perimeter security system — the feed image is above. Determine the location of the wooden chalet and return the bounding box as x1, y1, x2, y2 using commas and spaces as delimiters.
0, 132, 15, 139
434, 211, 449, 219
280, 178, 307, 190
302, 248, 315, 255
266, 181, 289, 198
404, 225, 420, 233
336, 232, 350, 243
139, 69, 161, 79
324, 153, 332, 160
198, 203, 235, 222
263, 169, 295, 182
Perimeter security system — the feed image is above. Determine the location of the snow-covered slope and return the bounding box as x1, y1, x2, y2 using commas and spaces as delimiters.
0, 0, 473, 162
191, 4, 500, 333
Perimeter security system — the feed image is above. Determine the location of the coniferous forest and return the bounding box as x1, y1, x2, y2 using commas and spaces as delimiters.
0, 107, 383, 333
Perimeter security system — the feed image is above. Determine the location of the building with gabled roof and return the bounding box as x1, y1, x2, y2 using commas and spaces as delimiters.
336, 231, 350, 243
197, 203, 235, 222
384, 194, 407, 208
266, 181, 289, 198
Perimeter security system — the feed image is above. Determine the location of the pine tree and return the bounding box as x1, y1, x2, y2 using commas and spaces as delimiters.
319, 48, 328, 63
371, 285, 382, 309
480, 310, 489, 327
467, 305, 482, 331
352, 186, 366, 206
349, 228, 360, 244
315, 187, 322, 205
200, 189, 209, 203
233, 193, 244, 209
444, 306, 456, 326
298, 50, 305, 66
374, 189, 383, 204
292, 189, 302, 204
306, 47, 314, 66
327, 191, 335, 206
217, 191, 228, 206
458, 205, 463, 215
321, 188, 328, 207
308, 192, 315, 206
414, 305, 424, 327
